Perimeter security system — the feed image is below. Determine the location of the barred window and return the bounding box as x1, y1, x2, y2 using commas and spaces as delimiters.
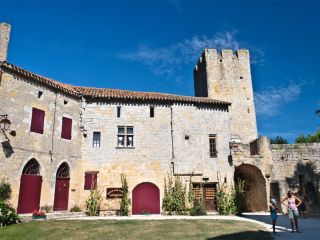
117, 126, 134, 147
209, 134, 217, 158
93, 132, 101, 147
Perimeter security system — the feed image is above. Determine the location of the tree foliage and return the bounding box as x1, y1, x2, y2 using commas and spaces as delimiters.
270, 136, 288, 144
162, 174, 188, 215
295, 130, 320, 143
85, 188, 102, 216
216, 178, 245, 215
119, 174, 129, 216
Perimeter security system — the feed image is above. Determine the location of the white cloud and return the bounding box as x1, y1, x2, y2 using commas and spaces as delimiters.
118, 31, 246, 78
254, 83, 302, 117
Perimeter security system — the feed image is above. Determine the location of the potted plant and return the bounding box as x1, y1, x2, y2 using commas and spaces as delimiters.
32, 210, 46, 220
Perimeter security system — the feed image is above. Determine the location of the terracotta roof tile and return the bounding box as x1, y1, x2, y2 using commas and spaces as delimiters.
0, 61, 231, 106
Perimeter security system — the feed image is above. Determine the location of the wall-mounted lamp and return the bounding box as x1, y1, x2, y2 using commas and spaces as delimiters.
0, 114, 11, 131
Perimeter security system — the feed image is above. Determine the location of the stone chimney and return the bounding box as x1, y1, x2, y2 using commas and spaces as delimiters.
0, 22, 11, 62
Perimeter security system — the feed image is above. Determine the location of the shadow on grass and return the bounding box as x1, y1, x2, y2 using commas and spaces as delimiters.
207, 230, 272, 240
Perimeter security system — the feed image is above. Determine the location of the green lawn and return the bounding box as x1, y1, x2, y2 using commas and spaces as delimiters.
0, 220, 272, 240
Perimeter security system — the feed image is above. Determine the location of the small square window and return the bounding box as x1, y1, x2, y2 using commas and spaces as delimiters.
209, 134, 217, 158
93, 132, 101, 147
38, 91, 43, 99
30, 108, 45, 134
64, 100, 68, 105
61, 117, 72, 140
117, 106, 121, 118
84, 172, 98, 190
117, 126, 134, 148
150, 106, 154, 118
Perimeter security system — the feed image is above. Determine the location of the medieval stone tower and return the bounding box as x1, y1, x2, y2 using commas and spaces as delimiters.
0, 22, 11, 62
194, 49, 258, 144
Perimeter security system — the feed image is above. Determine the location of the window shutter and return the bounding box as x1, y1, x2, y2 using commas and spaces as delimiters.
84, 172, 98, 190
61, 117, 72, 140
30, 108, 45, 134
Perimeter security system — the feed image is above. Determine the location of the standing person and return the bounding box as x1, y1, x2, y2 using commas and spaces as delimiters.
269, 198, 279, 236
281, 190, 302, 233
297, 189, 307, 219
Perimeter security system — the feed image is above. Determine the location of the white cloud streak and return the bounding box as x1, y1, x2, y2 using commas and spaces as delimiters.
254, 83, 302, 117
118, 31, 249, 78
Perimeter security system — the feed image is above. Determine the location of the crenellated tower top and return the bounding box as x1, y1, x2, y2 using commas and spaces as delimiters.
194, 48, 257, 144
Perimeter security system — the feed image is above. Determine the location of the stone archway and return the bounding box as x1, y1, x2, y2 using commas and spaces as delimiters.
53, 162, 70, 211
132, 182, 160, 215
234, 164, 267, 212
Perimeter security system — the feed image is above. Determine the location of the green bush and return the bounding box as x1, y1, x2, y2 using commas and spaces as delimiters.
216, 179, 245, 215
0, 201, 21, 227
162, 174, 188, 215
85, 189, 102, 216
119, 174, 129, 216
190, 199, 207, 216
0, 178, 12, 202
70, 205, 82, 212
295, 130, 320, 143
41, 205, 52, 213
270, 136, 288, 144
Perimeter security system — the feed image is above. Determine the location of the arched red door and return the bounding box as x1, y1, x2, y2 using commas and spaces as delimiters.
17, 159, 42, 214
132, 182, 160, 215
53, 163, 70, 211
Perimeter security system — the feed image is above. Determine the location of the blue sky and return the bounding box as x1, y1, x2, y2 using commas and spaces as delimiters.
1, 0, 319, 142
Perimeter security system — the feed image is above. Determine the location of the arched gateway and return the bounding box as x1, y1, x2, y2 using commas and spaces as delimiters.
17, 159, 42, 214
234, 164, 268, 212
132, 182, 160, 215
53, 162, 70, 211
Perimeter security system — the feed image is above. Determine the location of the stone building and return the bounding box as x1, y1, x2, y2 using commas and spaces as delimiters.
0, 22, 319, 215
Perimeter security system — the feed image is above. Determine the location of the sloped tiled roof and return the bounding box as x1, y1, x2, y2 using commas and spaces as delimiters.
0, 61, 81, 97
0, 61, 231, 106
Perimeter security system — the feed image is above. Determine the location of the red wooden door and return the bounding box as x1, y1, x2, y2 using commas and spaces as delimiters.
132, 182, 160, 215
17, 174, 42, 214
53, 178, 70, 211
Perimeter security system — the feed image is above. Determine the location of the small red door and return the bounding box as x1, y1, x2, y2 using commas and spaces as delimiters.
132, 182, 160, 215
53, 178, 70, 211
17, 174, 42, 214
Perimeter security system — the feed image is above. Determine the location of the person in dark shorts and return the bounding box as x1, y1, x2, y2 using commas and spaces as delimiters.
281, 190, 302, 233
297, 189, 307, 218
269, 198, 279, 236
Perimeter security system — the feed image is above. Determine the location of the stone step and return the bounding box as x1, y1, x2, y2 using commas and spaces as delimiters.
20, 211, 86, 222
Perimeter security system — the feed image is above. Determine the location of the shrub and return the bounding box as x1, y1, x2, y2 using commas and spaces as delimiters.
41, 205, 52, 213
0, 178, 12, 202
188, 181, 207, 216
70, 205, 82, 212
190, 199, 207, 216
32, 210, 46, 217
119, 174, 129, 216
295, 130, 320, 143
216, 179, 245, 215
0, 201, 21, 227
270, 136, 288, 144
162, 174, 188, 215
85, 189, 102, 216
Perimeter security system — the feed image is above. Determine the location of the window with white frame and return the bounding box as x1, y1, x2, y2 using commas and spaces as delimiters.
93, 132, 101, 147
117, 126, 134, 147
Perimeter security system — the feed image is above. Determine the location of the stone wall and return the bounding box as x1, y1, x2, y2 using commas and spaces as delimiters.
0, 22, 10, 61
272, 143, 320, 213
78, 100, 233, 210
194, 49, 258, 144
0, 71, 82, 209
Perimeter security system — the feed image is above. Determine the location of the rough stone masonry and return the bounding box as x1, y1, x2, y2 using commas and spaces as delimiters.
0, 22, 319, 215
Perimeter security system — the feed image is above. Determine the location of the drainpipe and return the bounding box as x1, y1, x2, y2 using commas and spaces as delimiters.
170, 106, 175, 173
0, 69, 3, 85
50, 92, 58, 162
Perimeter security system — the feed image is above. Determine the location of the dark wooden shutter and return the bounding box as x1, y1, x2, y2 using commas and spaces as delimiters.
61, 117, 72, 140
84, 172, 97, 190
30, 108, 45, 134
